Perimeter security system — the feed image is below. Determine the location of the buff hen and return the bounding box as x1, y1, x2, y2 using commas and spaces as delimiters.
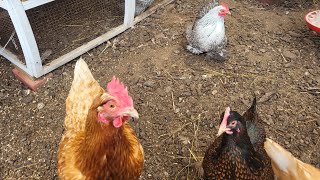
57, 58, 144, 179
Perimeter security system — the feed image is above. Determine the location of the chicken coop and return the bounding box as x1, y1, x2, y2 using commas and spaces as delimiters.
0, 0, 173, 78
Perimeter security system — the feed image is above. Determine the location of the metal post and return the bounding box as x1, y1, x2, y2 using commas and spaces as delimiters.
5, 0, 43, 78
124, 0, 135, 27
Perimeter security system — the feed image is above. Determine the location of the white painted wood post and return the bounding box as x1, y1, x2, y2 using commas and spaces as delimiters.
5, 0, 43, 78
124, 0, 135, 27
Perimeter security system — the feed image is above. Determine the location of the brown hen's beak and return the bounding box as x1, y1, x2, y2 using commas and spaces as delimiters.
121, 107, 139, 120
216, 107, 231, 137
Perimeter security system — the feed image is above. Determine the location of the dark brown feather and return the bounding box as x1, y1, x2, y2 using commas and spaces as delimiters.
202, 98, 274, 180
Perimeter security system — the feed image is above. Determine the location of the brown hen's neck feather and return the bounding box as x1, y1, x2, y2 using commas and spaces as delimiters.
76, 108, 130, 173
224, 127, 254, 151
222, 127, 265, 172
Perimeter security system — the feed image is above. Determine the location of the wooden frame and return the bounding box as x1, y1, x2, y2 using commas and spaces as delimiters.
0, 0, 175, 78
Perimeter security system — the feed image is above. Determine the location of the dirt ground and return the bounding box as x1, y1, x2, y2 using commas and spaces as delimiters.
1, 0, 320, 179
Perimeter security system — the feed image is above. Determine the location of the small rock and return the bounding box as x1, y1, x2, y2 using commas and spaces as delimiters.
180, 92, 192, 97
139, 130, 146, 139
174, 50, 180, 54
300, 139, 304, 144
209, 122, 214, 128
283, 50, 297, 60
288, 31, 301, 37
37, 102, 45, 110
313, 129, 318, 134
150, 14, 161, 19
155, 32, 166, 39
284, 62, 293, 68
196, 84, 202, 96
23, 96, 33, 104
211, 90, 218, 96
40, 49, 52, 61
143, 80, 156, 88
316, 119, 320, 126
23, 89, 31, 96
164, 86, 172, 93
254, 90, 261, 95
0, 92, 5, 99
259, 49, 266, 53
304, 71, 310, 76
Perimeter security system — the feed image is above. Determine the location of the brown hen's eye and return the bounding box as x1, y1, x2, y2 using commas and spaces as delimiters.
109, 104, 115, 108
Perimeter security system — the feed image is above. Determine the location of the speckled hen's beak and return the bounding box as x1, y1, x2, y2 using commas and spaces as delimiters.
217, 107, 231, 137
121, 107, 139, 120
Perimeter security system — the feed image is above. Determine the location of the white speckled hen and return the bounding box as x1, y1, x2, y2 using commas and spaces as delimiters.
186, 1, 230, 60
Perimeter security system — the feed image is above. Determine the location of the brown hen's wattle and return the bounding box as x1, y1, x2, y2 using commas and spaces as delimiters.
202, 97, 274, 180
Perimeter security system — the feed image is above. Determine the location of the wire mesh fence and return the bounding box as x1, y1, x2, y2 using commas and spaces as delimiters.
0, 0, 172, 77
1, 0, 124, 64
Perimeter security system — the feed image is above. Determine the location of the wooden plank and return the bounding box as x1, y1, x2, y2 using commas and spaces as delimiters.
0, 46, 32, 74
123, 0, 135, 27
5, 0, 43, 77
22, 0, 54, 10
42, 24, 129, 75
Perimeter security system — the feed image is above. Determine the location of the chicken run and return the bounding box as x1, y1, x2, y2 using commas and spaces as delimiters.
0, 0, 320, 179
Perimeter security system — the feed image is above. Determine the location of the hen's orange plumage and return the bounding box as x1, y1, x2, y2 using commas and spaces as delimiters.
57, 58, 144, 180
264, 138, 320, 180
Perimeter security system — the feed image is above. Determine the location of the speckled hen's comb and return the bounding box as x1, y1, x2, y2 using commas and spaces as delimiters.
107, 76, 133, 108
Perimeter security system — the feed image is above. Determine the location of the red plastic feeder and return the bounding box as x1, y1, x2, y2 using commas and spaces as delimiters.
305, 10, 320, 33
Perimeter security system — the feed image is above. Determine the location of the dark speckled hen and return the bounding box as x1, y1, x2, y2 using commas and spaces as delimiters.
202, 98, 274, 180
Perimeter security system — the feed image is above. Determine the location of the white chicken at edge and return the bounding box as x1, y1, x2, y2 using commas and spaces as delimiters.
186, 1, 231, 60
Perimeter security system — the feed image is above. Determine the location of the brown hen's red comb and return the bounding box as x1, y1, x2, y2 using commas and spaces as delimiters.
107, 76, 133, 108
221, 2, 229, 11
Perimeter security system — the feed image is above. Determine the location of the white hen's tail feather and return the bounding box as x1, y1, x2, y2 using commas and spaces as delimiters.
186, 45, 203, 54
264, 138, 320, 180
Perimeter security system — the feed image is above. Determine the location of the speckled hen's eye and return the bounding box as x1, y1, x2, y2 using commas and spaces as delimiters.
231, 121, 236, 126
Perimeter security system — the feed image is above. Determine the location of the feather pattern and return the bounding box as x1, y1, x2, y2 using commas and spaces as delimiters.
265, 138, 320, 180
186, 1, 229, 59
64, 58, 103, 133
202, 98, 274, 179
198, 0, 219, 18
58, 58, 144, 180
